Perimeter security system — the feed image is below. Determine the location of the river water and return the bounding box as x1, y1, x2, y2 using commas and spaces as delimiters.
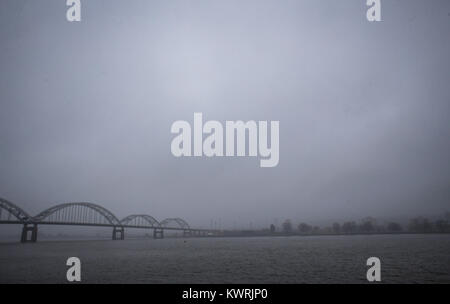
0, 234, 449, 283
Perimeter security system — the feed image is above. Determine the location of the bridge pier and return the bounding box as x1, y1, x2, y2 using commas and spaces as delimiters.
183, 230, 191, 237
112, 226, 124, 240
153, 228, 164, 239
21, 223, 38, 243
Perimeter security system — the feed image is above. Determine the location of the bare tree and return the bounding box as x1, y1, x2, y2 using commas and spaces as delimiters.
298, 223, 312, 234
408, 217, 433, 233
282, 219, 293, 234
387, 222, 402, 232
270, 224, 276, 233
435, 220, 449, 233
342, 221, 357, 234
332, 222, 341, 234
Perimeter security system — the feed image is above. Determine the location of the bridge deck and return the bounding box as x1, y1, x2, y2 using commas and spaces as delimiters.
0, 220, 215, 232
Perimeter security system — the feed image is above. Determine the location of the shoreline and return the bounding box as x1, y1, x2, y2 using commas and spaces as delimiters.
1, 231, 450, 244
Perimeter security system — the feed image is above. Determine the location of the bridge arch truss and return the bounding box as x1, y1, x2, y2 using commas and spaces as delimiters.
160, 218, 190, 230
120, 214, 160, 228
33, 202, 122, 226
0, 198, 32, 223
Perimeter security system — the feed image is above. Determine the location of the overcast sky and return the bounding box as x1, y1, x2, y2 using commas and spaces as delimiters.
1, 0, 449, 229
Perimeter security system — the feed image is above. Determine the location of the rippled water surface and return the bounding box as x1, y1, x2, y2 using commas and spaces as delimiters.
0, 234, 449, 283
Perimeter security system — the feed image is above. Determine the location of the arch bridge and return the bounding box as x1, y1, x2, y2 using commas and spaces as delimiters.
0, 197, 217, 242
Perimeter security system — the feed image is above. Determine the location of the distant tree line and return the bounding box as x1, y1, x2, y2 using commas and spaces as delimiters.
276, 213, 450, 235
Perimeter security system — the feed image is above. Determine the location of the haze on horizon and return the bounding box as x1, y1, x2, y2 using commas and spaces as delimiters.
1, 0, 449, 231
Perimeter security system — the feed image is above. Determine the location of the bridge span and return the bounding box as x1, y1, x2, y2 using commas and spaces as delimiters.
0, 198, 219, 242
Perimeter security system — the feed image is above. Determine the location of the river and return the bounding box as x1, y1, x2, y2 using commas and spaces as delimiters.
0, 234, 449, 283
